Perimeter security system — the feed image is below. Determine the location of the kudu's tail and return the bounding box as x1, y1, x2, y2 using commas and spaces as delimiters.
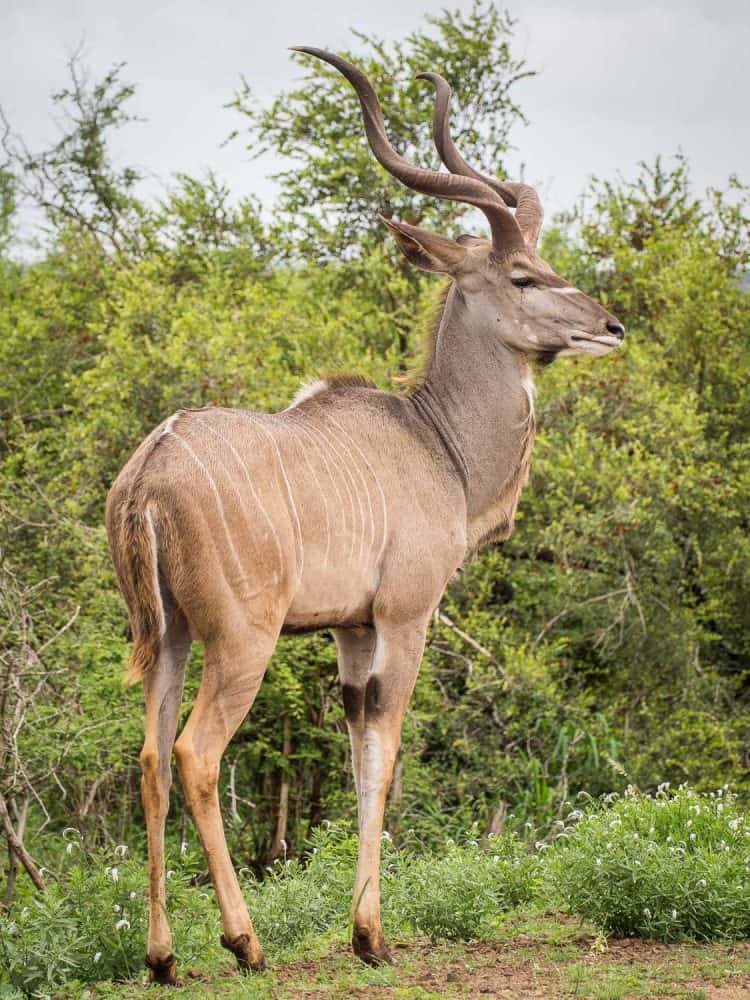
107, 496, 166, 686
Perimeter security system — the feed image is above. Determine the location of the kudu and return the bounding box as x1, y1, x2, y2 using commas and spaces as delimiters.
106, 48, 625, 983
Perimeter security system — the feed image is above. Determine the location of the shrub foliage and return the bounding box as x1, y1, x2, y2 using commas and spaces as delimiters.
0, 5, 748, 984
549, 786, 750, 942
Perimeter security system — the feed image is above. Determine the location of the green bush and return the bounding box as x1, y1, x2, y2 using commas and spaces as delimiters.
243, 824, 538, 950
548, 785, 750, 941
0, 838, 219, 996
392, 833, 539, 942
243, 824, 359, 953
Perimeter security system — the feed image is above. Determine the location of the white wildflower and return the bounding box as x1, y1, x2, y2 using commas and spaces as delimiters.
93, 952, 102, 963
671, 909, 677, 919
130, 891, 137, 900
698, 878, 707, 887
689, 833, 696, 841
643, 907, 651, 918
166, 870, 174, 880
114, 844, 128, 858
115, 918, 130, 931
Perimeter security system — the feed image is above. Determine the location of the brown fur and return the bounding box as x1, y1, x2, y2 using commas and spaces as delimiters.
105, 48, 625, 983
118, 504, 162, 684
323, 372, 378, 390
106, 428, 171, 684
396, 282, 452, 390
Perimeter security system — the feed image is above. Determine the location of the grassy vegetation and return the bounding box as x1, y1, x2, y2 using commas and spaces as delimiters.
1, 5, 749, 998
1, 789, 748, 997
6, 916, 749, 998
549, 785, 750, 942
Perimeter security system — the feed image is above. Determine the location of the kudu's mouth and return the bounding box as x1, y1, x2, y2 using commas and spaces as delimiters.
566, 330, 624, 354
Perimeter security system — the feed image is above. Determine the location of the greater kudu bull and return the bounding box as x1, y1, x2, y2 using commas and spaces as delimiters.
106, 48, 625, 983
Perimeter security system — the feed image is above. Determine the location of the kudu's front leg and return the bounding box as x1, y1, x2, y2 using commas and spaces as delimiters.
344, 617, 428, 964
334, 625, 376, 802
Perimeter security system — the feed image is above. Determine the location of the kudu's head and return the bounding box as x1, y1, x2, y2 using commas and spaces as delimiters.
292, 48, 625, 363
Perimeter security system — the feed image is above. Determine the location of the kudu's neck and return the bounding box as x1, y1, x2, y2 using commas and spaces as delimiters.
413, 284, 534, 542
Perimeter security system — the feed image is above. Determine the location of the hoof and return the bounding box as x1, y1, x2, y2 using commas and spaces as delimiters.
352, 928, 395, 967
145, 952, 178, 986
220, 932, 266, 973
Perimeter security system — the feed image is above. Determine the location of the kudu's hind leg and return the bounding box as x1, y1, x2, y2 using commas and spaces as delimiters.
140, 609, 191, 985
174, 626, 277, 974
347, 617, 428, 965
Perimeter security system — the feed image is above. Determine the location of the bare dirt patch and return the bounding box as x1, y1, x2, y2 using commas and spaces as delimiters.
274, 932, 750, 999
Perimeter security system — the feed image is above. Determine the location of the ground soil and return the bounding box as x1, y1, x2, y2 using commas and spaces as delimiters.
273, 932, 750, 999
92, 918, 750, 999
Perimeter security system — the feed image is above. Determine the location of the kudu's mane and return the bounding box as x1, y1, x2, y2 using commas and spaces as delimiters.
303, 281, 450, 397
409, 281, 452, 388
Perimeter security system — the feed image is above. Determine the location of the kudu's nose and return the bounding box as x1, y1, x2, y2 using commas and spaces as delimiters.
606, 321, 625, 340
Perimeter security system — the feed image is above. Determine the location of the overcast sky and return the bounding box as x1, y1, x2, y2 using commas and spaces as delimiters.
2, 0, 748, 234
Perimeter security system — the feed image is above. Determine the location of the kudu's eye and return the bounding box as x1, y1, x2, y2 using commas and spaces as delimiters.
511, 275, 535, 289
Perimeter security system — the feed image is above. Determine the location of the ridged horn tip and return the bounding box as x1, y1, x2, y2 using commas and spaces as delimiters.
289, 45, 331, 58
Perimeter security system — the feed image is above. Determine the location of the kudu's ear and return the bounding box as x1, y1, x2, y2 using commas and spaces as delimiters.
381, 217, 467, 274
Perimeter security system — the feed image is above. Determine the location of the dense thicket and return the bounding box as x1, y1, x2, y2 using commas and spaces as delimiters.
1, 2, 748, 897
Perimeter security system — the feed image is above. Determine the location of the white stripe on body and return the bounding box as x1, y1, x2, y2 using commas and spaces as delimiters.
289, 414, 363, 562
144, 504, 167, 637
244, 415, 305, 583
168, 431, 251, 594
158, 412, 182, 439
193, 417, 285, 583
519, 371, 536, 430
321, 412, 388, 566
285, 409, 372, 570
276, 421, 333, 570
309, 419, 372, 561
284, 411, 350, 559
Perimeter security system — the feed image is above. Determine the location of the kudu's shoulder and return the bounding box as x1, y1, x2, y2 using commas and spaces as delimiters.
284, 379, 427, 437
